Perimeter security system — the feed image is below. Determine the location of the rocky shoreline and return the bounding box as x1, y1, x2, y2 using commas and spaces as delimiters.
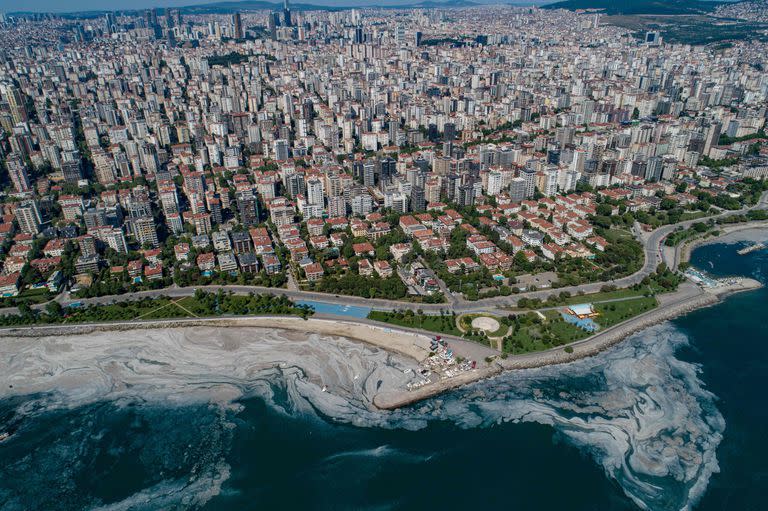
677, 221, 768, 268
1, 280, 762, 412
373, 278, 761, 410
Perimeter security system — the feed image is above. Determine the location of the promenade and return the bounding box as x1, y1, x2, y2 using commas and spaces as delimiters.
2, 190, 766, 320
1, 195, 765, 410
1, 275, 761, 410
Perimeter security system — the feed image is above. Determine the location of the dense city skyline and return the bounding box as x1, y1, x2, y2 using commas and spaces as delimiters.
0, 0, 765, 317
1, 2, 768, 510
0, 0, 513, 14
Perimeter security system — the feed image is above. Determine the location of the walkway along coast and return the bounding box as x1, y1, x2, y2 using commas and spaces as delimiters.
373, 278, 761, 409
1, 194, 765, 410
0, 277, 761, 411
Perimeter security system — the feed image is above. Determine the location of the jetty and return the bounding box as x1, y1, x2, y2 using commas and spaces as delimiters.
737, 242, 766, 256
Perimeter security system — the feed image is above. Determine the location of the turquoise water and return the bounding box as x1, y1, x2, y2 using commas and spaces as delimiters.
1, 236, 766, 511
560, 311, 600, 332
296, 300, 372, 318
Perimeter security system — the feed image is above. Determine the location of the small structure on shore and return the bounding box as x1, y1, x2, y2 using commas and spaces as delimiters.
562, 303, 600, 332
470, 316, 501, 333
407, 336, 477, 391
566, 303, 598, 319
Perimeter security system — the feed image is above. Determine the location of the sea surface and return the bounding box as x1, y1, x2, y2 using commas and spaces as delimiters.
1, 232, 767, 511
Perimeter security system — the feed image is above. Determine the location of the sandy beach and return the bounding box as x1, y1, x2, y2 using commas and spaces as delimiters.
0, 315, 497, 365
1, 226, 764, 411
0, 325, 428, 414
0, 317, 501, 410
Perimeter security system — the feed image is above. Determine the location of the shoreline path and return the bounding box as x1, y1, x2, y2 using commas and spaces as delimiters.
0, 193, 765, 409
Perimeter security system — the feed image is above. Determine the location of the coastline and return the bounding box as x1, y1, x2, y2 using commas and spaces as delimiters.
2, 276, 761, 411
676, 221, 768, 268
0, 316, 447, 363
373, 278, 761, 409
1, 228, 764, 411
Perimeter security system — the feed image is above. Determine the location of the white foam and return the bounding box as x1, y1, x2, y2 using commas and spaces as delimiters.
380, 323, 725, 511
0, 322, 723, 511
90, 460, 231, 511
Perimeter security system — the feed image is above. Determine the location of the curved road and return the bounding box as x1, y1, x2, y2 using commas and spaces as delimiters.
4, 191, 767, 317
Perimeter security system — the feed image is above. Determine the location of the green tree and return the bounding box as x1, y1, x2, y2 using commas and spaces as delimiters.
46, 301, 63, 318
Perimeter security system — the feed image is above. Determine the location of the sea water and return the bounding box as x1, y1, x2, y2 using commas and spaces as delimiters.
1, 233, 766, 511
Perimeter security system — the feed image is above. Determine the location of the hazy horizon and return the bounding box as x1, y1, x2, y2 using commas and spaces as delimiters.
0, 0, 517, 14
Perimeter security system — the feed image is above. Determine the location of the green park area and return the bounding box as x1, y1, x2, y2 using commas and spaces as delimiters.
0, 291, 313, 327
367, 310, 463, 336
0, 286, 53, 308
594, 297, 657, 328
368, 295, 658, 356
457, 313, 510, 338
514, 268, 681, 311
502, 297, 657, 354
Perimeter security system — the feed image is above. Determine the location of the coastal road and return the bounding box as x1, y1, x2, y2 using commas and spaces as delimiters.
3, 192, 767, 318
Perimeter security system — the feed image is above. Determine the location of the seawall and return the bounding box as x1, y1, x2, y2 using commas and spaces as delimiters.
677, 220, 768, 268
373, 279, 761, 410
1, 281, 761, 412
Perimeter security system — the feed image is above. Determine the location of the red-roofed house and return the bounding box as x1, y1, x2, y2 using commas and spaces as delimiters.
352, 242, 375, 257
304, 263, 324, 282
0, 272, 20, 297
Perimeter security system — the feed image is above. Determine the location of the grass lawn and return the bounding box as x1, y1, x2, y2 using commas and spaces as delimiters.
175, 295, 207, 315
0, 292, 311, 328
557, 288, 645, 305
137, 300, 196, 320
680, 211, 711, 222
602, 228, 635, 243
504, 325, 544, 353
503, 311, 590, 354
594, 297, 657, 328
502, 297, 658, 355
65, 298, 181, 322
367, 310, 462, 336
65, 294, 310, 323
543, 310, 592, 342
508, 287, 647, 310
0, 287, 54, 308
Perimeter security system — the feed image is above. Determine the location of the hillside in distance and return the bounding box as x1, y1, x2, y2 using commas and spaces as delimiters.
542, 0, 726, 15
178, 0, 478, 14
9, 0, 479, 16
